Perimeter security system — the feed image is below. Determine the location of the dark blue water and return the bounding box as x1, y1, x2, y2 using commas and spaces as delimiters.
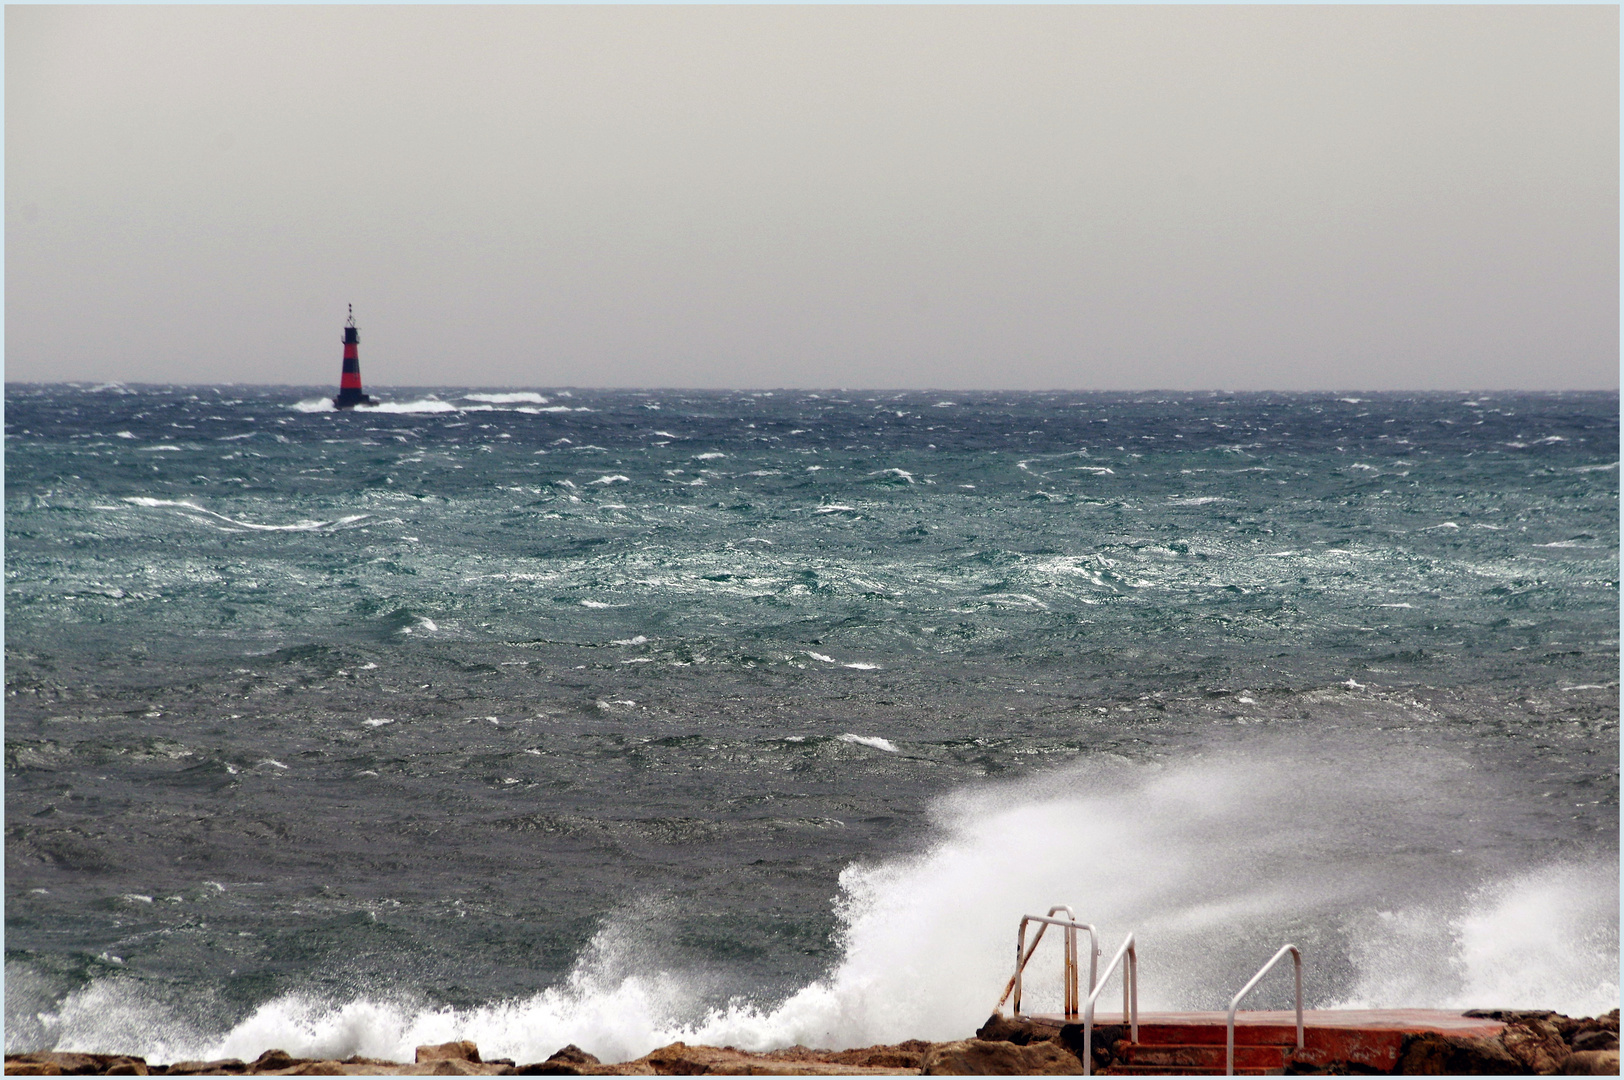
6, 386, 1617, 1062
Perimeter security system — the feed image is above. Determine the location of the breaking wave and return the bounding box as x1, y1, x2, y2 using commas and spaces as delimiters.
17, 740, 1616, 1065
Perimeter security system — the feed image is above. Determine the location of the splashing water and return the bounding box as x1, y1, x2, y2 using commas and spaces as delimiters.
21, 740, 1616, 1065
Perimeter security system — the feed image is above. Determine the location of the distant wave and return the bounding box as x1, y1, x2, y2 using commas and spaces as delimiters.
464, 392, 549, 405
122, 497, 366, 533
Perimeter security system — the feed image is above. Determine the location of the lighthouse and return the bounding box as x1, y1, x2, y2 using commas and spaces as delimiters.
333, 304, 374, 409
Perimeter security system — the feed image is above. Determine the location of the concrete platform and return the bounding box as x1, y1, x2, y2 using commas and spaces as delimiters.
1024, 1009, 1507, 1074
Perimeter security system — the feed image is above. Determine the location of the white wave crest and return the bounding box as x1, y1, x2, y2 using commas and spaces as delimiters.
357, 399, 458, 414
122, 498, 367, 533
837, 734, 897, 752
464, 393, 549, 405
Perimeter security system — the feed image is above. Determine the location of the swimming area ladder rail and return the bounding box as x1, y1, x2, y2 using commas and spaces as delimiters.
1081, 932, 1138, 1077
1226, 944, 1303, 1076
994, 906, 1100, 1019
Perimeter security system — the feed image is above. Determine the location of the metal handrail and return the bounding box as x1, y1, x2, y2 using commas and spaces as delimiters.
994, 906, 1100, 1019
1225, 944, 1302, 1076
1080, 933, 1138, 1077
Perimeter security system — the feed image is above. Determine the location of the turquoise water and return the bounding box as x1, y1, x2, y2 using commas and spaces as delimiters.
5, 386, 1617, 1062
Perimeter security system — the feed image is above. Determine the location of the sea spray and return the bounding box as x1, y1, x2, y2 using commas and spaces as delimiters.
23, 741, 1617, 1065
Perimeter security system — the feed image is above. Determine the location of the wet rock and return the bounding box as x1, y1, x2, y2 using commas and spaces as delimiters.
1562, 1050, 1622, 1075
4, 1064, 64, 1076
418, 1044, 483, 1065
1501, 1018, 1571, 1074
974, 1015, 1052, 1046
516, 1047, 601, 1076
1572, 1029, 1620, 1053
821, 1043, 933, 1071
919, 1039, 1082, 1075
163, 1060, 247, 1075
4, 1053, 148, 1075
250, 1052, 300, 1073
1396, 1032, 1524, 1075
1054, 1023, 1124, 1071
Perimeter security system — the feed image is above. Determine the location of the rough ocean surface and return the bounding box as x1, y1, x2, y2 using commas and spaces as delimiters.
5, 385, 1618, 1065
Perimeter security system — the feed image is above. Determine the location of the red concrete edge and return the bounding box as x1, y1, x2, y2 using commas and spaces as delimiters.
1028, 1009, 1508, 1072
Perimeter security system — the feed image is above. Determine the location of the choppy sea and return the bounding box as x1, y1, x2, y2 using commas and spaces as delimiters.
5, 385, 1618, 1064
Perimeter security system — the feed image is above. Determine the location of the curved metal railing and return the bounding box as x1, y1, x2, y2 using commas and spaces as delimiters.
993, 905, 1099, 1019
1225, 944, 1303, 1076
1080, 932, 1138, 1077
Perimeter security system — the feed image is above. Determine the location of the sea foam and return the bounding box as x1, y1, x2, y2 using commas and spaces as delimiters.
21, 742, 1616, 1066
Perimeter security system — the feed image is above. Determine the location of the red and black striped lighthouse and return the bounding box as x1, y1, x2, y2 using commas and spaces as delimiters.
333, 304, 374, 409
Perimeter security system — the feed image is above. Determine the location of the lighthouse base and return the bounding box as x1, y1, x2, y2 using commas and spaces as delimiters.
333, 390, 375, 409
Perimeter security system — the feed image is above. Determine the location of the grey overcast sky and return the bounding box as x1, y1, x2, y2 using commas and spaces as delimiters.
5, 5, 1618, 390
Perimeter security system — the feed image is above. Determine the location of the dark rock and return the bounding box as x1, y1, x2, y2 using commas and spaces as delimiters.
975, 1014, 1052, 1046
546, 1048, 598, 1067
418, 1042, 482, 1065
919, 1039, 1082, 1075
1572, 1030, 1620, 1053
163, 1060, 247, 1075
1055, 1023, 1123, 1071
516, 1046, 601, 1076
1397, 1032, 1527, 1075
249, 1050, 299, 1072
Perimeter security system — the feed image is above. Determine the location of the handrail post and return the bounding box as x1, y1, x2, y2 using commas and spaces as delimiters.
1014, 916, 1030, 1016
996, 910, 1097, 1018
1081, 933, 1137, 1078
1225, 945, 1302, 1076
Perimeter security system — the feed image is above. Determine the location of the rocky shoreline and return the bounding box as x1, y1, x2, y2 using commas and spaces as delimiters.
6, 1009, 1618, 1076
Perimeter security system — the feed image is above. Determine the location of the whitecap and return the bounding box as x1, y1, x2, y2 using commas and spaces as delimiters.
837, 734, 898, 752
805, 652, 836, 663
611, 636, 649, 646
123, 497, 367, 533
589, 475, 631, 485
359, 399, 459, 415
842, 662, 880, 671
695, 453, 726, 461
463, 392, 549, 405
291, 398, 336, 413
364, 719, 395, 728
814, 505, 856, 514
